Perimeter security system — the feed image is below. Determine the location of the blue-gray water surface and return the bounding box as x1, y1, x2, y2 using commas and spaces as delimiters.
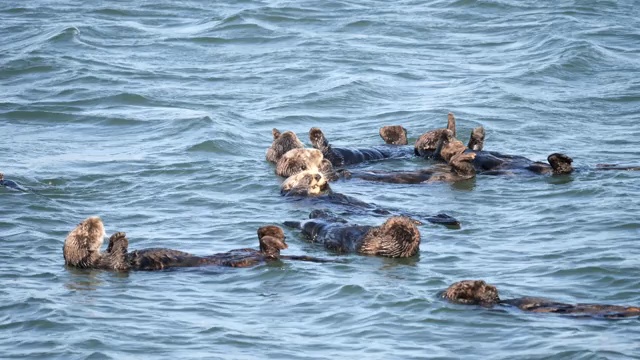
1, 1, 640, 359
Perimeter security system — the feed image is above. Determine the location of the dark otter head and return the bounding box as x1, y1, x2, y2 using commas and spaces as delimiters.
275, 148, 325, 178
309, 127, 330, 150
447, 112, 456, 137
63, 216, 106, 268
379, 125, 408, 145
449, 152, 477, 177
280, 170, 330, 196
442, 280, 500, 306
548, 153, 574, 175
266, 128, 305, 163
359, 216, 421, 258
257, 225, 287, 259
467, 127, 485, 151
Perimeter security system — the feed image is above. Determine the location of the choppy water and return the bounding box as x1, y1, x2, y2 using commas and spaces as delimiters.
2, 0, 640, 358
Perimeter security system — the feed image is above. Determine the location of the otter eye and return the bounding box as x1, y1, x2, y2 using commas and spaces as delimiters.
301, 165, 307, 170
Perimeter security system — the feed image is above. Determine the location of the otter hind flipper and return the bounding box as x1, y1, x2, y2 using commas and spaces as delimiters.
424, 213, 461, 228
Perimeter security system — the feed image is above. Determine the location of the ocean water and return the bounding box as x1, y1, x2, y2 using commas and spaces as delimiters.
1, 0, 640, 359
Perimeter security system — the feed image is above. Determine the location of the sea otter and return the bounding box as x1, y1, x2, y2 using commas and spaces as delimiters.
341, 152, 477, 184
265, 128, 305, 163
414, 113, 486, 157
309, 127, 414, 167
63, 217, 330, 271
433, 129, 575, 175
442, 280, 640, 319
284, 210, 421, 258
0, 173, 27, 192
275, 148, 338, 180
279, 170, 460, 227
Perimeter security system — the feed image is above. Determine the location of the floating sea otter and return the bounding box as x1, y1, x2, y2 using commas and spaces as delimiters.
63, 217, 330, 271
275, 148, 339, 180
285, 210, 421, 258
310, 127, 414, 167
0, 172, 27, 192
280, 170, 460, 227
414, 113, 486, 157
442, 280, 640, 319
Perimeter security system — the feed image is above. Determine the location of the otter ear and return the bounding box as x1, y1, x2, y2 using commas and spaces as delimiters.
272, 128, 281, 139
261, 236, 288, 250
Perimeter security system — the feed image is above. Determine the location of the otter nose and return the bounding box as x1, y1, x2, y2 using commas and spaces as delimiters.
314, 174, 321, 181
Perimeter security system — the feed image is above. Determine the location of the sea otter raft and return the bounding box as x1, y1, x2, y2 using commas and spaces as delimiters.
442, 280, 640, 319
63, 217, 330, 271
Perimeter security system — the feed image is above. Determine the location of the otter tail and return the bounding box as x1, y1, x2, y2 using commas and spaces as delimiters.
283, 221, 301, 229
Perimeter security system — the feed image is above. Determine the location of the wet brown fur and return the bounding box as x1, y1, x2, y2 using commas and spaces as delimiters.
358, 217, 421, 257
63, 217, 106, 269
414, 112, 457, 156
467, 127, 485, 151
379, 125, 408, 145
265, 128, 304, 163
275, 148, 326, 178
444, 280, 640, 319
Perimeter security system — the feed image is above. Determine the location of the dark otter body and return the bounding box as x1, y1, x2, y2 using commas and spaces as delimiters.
285, 211, 421, 258
0, 173, 27, 192
309, 127, 414, 167
279, 171, 460, 227
341, 152, 477, 184
469, 151, 574, 175
63, 217, 330, 271
443, 280, 640, 319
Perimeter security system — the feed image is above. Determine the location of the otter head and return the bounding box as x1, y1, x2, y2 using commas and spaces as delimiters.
548, 153, 574, 175
379, 125, 408, 145
63, 216, 106, 268
309, 127, 330, 150
265, 128, 304, 163
449, 152, 477, 178
0, 173, 4, 181
435, 129, 467, 163
257, 225, 287, 259
280, 170, 330, 197
442, 280, 500, 306
359, 216, 421, 258
275, 148, 325, 178
467, 126, 485, 151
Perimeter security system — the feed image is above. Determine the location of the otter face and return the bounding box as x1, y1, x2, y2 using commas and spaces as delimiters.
280, 170, 329, 196
379, 125, 408, 145
257, 225, 287, 259
443, 280, 500, 306
266, 128, 305, 163
63, 216, 106, 268
275, 148, 325, 178
467, 127, 485, 151
359, 216, 421, 258
548, 153, 574, 175
0, 173, 4, 181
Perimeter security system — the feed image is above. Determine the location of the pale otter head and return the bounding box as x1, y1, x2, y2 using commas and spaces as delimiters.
257, 225, 288, 259
358, 216, 421, 258
548, 153, 574, 175
449, 152, 477, 178
280, 170, 330, 196
0, 173, 4, 181
467, 126, 485, 151
435, 129, 467, 163
266, 128, 305, 163
275, 148, 325, 178
379, 125, 408, 145
63, 216, 106, 268
442, 280, 500, 306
